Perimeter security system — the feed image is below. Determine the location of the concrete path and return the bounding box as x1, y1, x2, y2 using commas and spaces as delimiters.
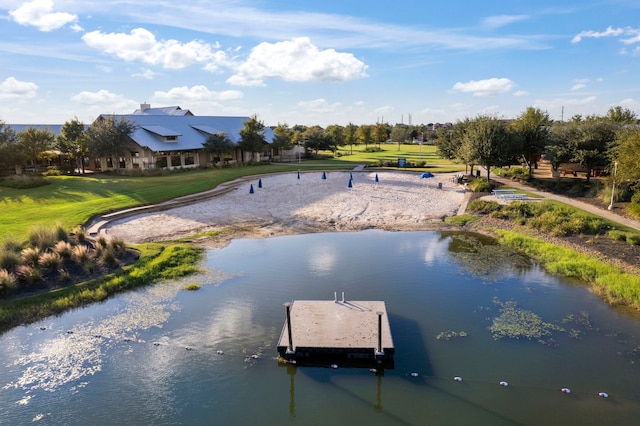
489, 172, 640, 232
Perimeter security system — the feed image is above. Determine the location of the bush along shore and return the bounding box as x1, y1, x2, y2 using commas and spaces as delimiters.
463, 198, 640, 311
0, 237, 202, 334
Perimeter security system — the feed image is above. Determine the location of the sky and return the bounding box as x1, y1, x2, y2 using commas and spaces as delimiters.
1, 0, 640, 127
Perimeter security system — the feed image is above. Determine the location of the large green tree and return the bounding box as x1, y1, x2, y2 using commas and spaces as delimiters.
86, 116, 136, 168
567, 116, 616, 183
604, 106, 638, 125
324, 124, 345, 153
613, 129, 640, 183
511, 107, 551, 176
344, 122, 358, 154
460, 115, 518, 181
0, 121, 21, 173
358, 125, 373, 150
17, 126, 55, 171
57, 117, 88, 173
238, 114, 267, 162
202, 132, 236, 165
271, 123, 294, 155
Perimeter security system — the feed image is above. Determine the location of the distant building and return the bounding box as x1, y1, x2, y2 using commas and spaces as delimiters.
89, 105, 274, 171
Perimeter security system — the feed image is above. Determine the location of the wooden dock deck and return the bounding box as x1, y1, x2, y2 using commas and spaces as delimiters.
277, 297, 394, 363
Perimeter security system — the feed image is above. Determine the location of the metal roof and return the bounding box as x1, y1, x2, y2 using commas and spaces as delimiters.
120, 114, 274, 152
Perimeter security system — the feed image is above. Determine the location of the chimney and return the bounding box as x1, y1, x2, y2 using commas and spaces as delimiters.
140, 102, 150, 111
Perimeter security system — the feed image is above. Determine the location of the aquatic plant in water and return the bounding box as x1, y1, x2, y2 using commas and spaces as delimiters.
436, 330, 468, 341
489, 298, 562, 344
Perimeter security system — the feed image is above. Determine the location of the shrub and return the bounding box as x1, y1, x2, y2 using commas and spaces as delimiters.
28, 225, 58, 250
3, 239, 22, 253
626, 234, 640, 246
39, 251, 62, 271
15, 264, 43, 286
0, 174, 49, 189
467, 199, 501, 215
83, 260, 95, 274
99, 247, 116, 265
608, 230, 628, 242
184, 283, 201, 291
20, 247, 41, 266
108, 237, 127, 256
54, 241, 73, 259
0, 248, 21, 271
43, 166, 61, 176
0, 269, 17, 297
72, 226, 86, 243
95, 234, 108, 249
469, 177, 491, 192
55, 224, 68, 242
72, 245, 91, 264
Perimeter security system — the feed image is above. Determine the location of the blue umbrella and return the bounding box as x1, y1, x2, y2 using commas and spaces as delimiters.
420, 172, 434, 179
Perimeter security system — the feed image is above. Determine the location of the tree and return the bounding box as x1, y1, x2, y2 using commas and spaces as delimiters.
460, 115, 517, 181
86, 116, 136, 168
324, 124, 345, 153
567, 115, 616, 183
358, 125, 373, 150
17, 126, 55, 171
373, 122, 388, 148
0, 121, 21, 173
57, 117, 88, 173
303, 126, 329, 156
344, 122, 358, 154
238, 114, 267, 162
202, 133, 236, 165
545, 125, 573, 173
605, 106, 638, 125
271, 123, 294, 155
511, 107, 551, 176
435, 127, 457, 160
391, 124, 412, 150
613, 129, 640, 183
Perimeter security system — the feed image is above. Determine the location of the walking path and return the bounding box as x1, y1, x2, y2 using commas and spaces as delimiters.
488, 171, 640, 232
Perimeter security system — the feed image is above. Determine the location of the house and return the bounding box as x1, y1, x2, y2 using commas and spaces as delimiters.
91, 105, 275, 171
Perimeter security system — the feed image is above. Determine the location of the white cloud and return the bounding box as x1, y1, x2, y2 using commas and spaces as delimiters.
132, 69, 156, 80
452, 78, 516, 96
9, 0, 78, 32
513, 90, 528, 97
71, 89, 130, 105
296, 98, 342, 113
0, 77, 38, 99
82, 28, 228, 70
228, 37, 368, 86
572, 26, 625, 43
571, 84, 586, 91
482, 15, 529, 29
152, 85, 243, 102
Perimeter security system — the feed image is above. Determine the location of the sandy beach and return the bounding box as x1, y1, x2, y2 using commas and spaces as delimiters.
105, 170, 468, 246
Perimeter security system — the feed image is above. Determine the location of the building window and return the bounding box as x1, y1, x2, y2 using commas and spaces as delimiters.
171, 155, 181, 167
106, 157, 113, 168
184, 155, 195, 166
119, 157, 126, 168
166, 136, 177, 141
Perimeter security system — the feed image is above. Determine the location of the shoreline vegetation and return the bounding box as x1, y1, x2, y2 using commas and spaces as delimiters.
2, 162, 640, 332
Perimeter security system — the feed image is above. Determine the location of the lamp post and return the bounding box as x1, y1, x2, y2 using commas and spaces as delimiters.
297, 141, 301, 164
608, 161, 618, 211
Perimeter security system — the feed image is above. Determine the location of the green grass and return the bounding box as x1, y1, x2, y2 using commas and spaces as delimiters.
324, 143, 463, 172
0, 243, 203, 333
496, 230, 640, 310
0, 164, 351, 244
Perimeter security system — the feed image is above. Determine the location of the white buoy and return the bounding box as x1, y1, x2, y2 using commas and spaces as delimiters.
454, 376, 463, 382
331, 364, 338, 369
561, 388, 571, 394
369, 368, 377, 374
251, 354, 259, 359
598, 392, 609, 398
216, 350, 224, 355
499, 381, 509, 387
185, 346, 193, 350
410, 372, 419, 377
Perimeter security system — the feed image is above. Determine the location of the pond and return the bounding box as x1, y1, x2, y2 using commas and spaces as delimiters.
2, 230, 640, 425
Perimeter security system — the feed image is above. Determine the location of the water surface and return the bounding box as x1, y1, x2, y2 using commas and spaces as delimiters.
2, 230, 640, 425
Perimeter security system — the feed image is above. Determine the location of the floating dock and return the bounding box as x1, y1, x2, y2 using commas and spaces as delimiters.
277, 294, 394, 363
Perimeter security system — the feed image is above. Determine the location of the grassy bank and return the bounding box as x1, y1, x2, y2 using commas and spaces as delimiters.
0, 243, 202, 334
496, 230, 640, 309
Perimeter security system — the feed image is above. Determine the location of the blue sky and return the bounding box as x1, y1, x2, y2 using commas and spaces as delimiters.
1, 0, 639, 127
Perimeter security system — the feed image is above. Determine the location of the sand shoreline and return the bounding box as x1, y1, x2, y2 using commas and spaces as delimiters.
105, 170, 470, 248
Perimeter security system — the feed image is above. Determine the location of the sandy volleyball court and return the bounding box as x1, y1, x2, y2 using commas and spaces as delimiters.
105, 170, 468, 245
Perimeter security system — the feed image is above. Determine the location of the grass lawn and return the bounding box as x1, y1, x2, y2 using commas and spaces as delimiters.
0, 163, 353, 244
